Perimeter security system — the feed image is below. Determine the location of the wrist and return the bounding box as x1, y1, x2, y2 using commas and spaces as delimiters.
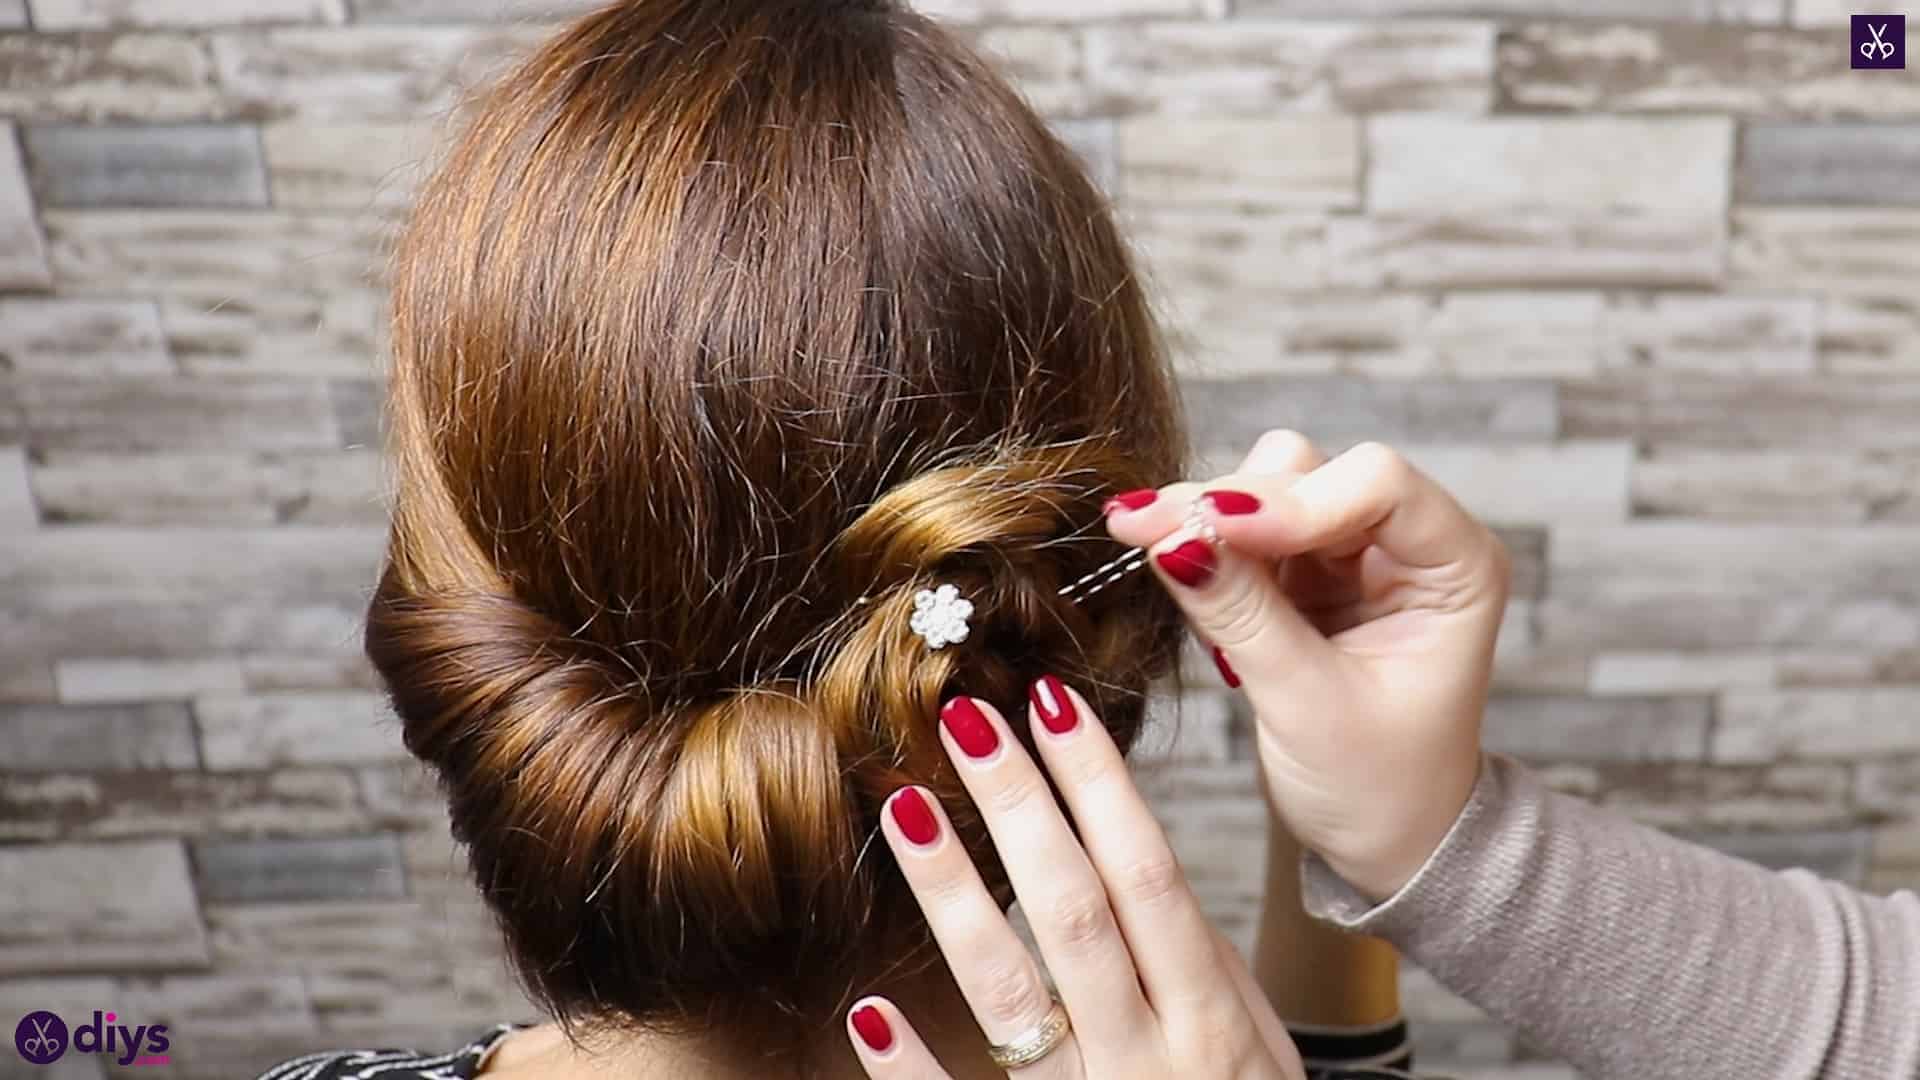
1324, 752, 1484, 903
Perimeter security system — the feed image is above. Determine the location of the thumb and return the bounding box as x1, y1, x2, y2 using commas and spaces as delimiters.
1146, 516, 1332, 688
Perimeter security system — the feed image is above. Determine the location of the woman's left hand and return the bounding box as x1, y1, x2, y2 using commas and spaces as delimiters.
845, 679, 1307, 1079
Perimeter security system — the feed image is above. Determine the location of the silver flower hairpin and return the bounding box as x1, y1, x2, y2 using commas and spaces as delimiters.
910, 584, 974, 650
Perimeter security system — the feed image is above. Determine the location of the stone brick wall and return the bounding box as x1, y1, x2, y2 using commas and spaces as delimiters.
0, 1, 1914, 1077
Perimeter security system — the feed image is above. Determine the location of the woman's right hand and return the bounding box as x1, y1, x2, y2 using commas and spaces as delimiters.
1105, 431, 1511, 901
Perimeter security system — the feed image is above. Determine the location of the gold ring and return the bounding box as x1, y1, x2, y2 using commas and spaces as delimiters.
986, 996, 1072, 1070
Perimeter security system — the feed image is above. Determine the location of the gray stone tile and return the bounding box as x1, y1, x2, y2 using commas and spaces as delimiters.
0, 0, 23, 25
1731, 208, 1920, 296
1049, 117, 1116, 196
1590, 761, 1859, 831
0, 378, 21, 443
1181, 375, 1559, 450
1134, 685, 1234, 764
1119, 114, 1359, 210
1714, 688, 1920, 762
1368, 115, 1733, 216
0, 600, 363, 671
0, 32, 221, 122
194, 691, 408, 769
1538, 593, 1920, 652
348, 0, 606, 19
203, 899, 456, 975
43, 210, 391, 297
1589, 651, 1780, 695
0, 123, 52, 290
0, 526, 386, 607
1739, 121, 1920, 206
192, 834, 405, 903
1631, 448, 1918, 522
209, 26, 544, 123
1400, 442, 1632, 524
30, 0, 344, 28
7, 375, 341, 452
1491, 603, 1594, 693
0, 660, 57, 706
1792, 0, 1879, 24
1859, 757, 1920, 817
1820, 294, 1920, 376
1601, 293, 1817, 373
1552, 523, 1920, 602
0, 299, 170, 375
163, 290, 387, 379
259, 123, 427, 210
240, 653, 382, 693
1494, 530, 1547, 600
0, 443, 32, 528
21, 124, 268, 209
1483, 694, 1711, 762
356, 762, 446, 831
30, 449, 384, 526
1498, 23, 1920, 118
1120, 208, 1329, 375
1679, 827, 1873, 882
1326, 212, 1726, 290
1083, 19, 1494, 115
1391, 291, 1604, 375
0, 703, 198, 770
1164, 290, 1609, 379
919, 0, 1217, 18
1563, 373, 1920, 451
329, 377, 382, 449
0, 769, 365, 840
113, 973, 314, 1040
0, 840, 209, 974
54, 657, 245, 702
965, 25, 1089, 117
1239, 0, 1782, 17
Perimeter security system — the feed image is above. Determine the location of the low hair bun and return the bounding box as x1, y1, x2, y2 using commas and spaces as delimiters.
367, 0, 1190, 1063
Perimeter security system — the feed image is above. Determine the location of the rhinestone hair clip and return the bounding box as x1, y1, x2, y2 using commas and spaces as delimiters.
898, 495, 1216, 650
905, 548, 1144, 651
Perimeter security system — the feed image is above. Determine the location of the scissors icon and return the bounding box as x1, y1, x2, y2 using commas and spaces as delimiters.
21, 1015, 62, 1059
1862, 21, 1896, 61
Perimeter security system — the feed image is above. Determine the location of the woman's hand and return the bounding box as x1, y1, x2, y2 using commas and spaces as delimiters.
846, 681, 1306, 1080
1106, 431, 1509, 901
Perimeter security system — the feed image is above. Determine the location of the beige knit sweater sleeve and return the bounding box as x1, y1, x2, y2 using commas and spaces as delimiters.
1298, 753, 1920, 1079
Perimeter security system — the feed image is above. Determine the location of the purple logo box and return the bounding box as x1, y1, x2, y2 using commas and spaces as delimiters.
1854, 14, 1905, 69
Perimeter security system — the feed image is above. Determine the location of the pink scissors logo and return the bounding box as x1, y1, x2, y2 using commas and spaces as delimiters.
1853, 14, 1906, 69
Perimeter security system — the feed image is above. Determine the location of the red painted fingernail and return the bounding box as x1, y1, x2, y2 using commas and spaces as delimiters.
1156, 538, 1216, 589
940, 696, 1000, 759
851, 1004, 893, 1052
889, 787, 940, 846
1029, 674, 1079, 734
1103, 488, 1158, 515
1211, 645, 1242, 689
1202, 489, 1262, 515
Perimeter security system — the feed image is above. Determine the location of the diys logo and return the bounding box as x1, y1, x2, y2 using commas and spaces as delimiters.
14, 1009, 171, 1068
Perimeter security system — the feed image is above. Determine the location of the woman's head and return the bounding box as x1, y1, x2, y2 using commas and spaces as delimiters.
365, 0, 1187, 1060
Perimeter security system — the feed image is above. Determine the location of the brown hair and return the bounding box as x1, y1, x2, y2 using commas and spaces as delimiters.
364, 0, 1188, 1064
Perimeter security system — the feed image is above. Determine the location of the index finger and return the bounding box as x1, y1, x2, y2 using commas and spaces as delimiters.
1026, 676, 1241, 1015
1197, 441, 1498, 574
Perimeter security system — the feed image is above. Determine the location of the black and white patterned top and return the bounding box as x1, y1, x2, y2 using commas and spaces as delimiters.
252, 1024, 525, 1080
251, 1017, 1442, 1079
